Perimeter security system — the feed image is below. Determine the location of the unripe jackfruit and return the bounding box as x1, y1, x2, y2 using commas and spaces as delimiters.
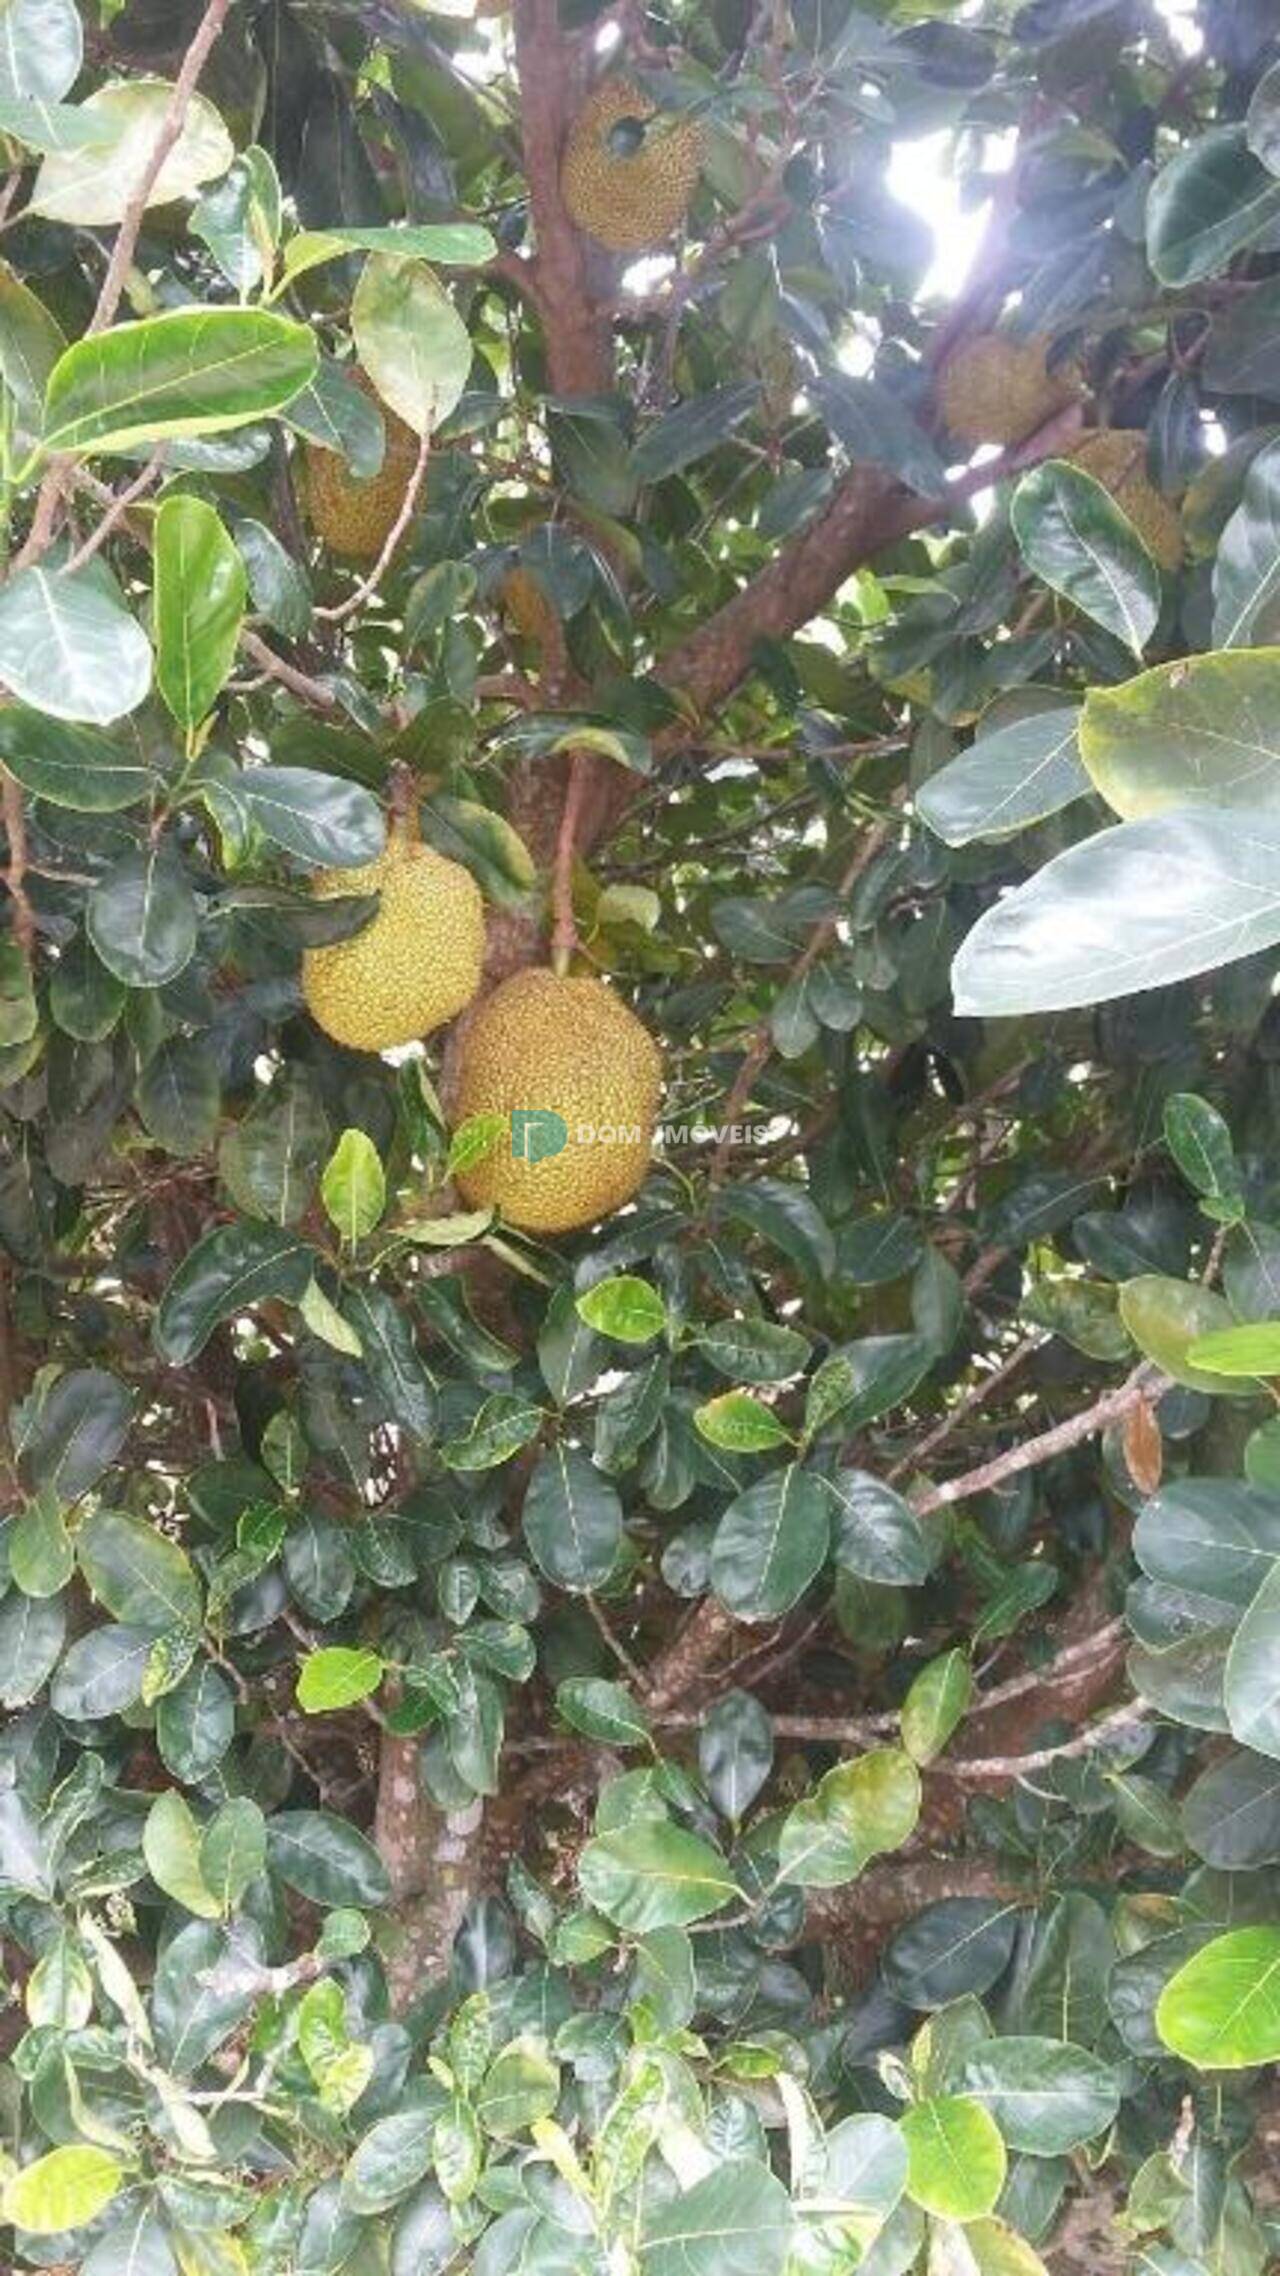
303, 829, 484, 1052
500, 564, 560, 651
938, 332, 1079, 449
304, 372, 421, 562
1069, 428, 1183, 571
561, 78, 703, 254
454, 969, 661, 1233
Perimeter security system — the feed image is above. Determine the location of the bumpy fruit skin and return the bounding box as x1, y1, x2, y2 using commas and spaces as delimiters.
561, 78, 703, 254
304, 375, 421, 562
938, 333, 1079, 448
303, 837, 484, 1052
454, 969, 662, 1234
501, 565, 560, 650
1069, 428, 1183, 570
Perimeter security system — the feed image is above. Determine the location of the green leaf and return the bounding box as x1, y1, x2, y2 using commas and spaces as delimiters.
153, 496, 245, 731
266, 1810, 391, 1907
952, 812, 1280, 1015
0, 1786, 54, 1897
2, 2145, 123, 2237
343, 2110, 437, 2214
200, 1796, 266, 1914
50, 1620, 151, 1718
884, 1899, 1021, 2009
1186, 1321, 1280, 1376
523, 1446, 622, 1592
0, 565, 151, 724
1224, 1560, 1280, 1758
442, 1390, 542, 1471
0, 0, 82, 103
556, 1676, 651, 1746
917, 703, 1087, 847
1082, 649, 1280, 818
321, 1127, 386, 1243
17, 1365, 131, 1500
143, 1789, 220, 1918
638, 2160, 793, 2276
0, 707, 153, 810
900, 2094, 1007, 2220
1147, 124, 1280, 287
154, 1222, 313, 1364
697, 1316, 811, 1384
156, 1660, 235, 1781
1119, 1275, 1240, 1392
958, 2039, 1121, 2154
778, 1746, 921, 1887
87, 847, 198, 989
475, 2041, 560, 2137
0, 258, 66, 437
695, 1390, 792, 1453
281, 222, 497, 285
1011, 461, 1161, 653
30, 77, 230, 222
1213, 438, 1280, 647
826, 1469, 936, 1586
1162, 1090, 1244, 1214
699, 1688, 774, 1821
343, 1286, 437, 1440
218, 766, 385, 867
77, 1505, 201, 1633
710, 1465, 831, 1621
42, 306, 315, 457
351, 252, 471, 437
811, 370, 947, 496
632, 382, 761, 481
1156, 1925, 1280, 2068
298, 1645, 385, 1714
299, 1977, 374, 2116
578, 1820, 738, 1930
575, 1274, 667, 1344
901, 1650, 973, 1765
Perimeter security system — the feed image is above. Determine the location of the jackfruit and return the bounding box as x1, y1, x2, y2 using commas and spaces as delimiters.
938, 332, 1079, 449
304, 371, 421, 562
302, 827, 484, 1052
500, 564, 560, 651
561, 78, 703, 254
1069, 428, 1183, 571
454, 968, 661, 1233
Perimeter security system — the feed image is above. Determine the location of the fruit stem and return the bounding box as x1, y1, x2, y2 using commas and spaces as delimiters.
551, 748, 588, 973
386, 761, 421, 845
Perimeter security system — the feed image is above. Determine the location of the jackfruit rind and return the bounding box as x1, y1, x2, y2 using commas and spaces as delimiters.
303, 835, 484, 1052
561, 77, 703, 254
1069, 428, 1183, 571
938, 332, 1079, 449
454, 969, 661, 1233
304, 369, 421, 561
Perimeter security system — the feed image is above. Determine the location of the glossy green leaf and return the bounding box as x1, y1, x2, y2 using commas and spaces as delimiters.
30, 77, 231, 222
1156, 1925, 1280, 2069
917, 704, 1087, 846
351, 252, 471, 437
321, 1127, 386, 1243
153, 495, 246, 731
952, 811, 1280, 1015
900, 2094, 1007, 2220
710, 1465, 831, 1621
2, 2145, 123, 2236
0, 565, 151, 724
298, 1645, 385, 1714
578, 1820, 738, 1930
576, 1274, 667, 1344
523, 1446, 622, 1592
1011, 461, 1160, 653
1147, 125, 1280, 287
958, 2038, 1120, 2154
638, 2160, 793, 2276
42, 305, 315, 457
1081, 649, 1280, 818
87, 849, 198, 988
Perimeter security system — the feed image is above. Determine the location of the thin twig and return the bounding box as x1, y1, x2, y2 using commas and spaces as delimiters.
911, 1360, 1163, 1517
61, 452, 166, 575
88, 0, 233, 337
2, 768, 33, 954
313, 428, 432, 625
551, 749, 589, 968
239, 629, 338, 712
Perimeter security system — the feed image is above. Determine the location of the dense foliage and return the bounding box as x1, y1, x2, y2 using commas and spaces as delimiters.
6, 0, 1280, 2271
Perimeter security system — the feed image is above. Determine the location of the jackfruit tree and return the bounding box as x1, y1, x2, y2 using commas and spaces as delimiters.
7, 1, 1280, 2271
